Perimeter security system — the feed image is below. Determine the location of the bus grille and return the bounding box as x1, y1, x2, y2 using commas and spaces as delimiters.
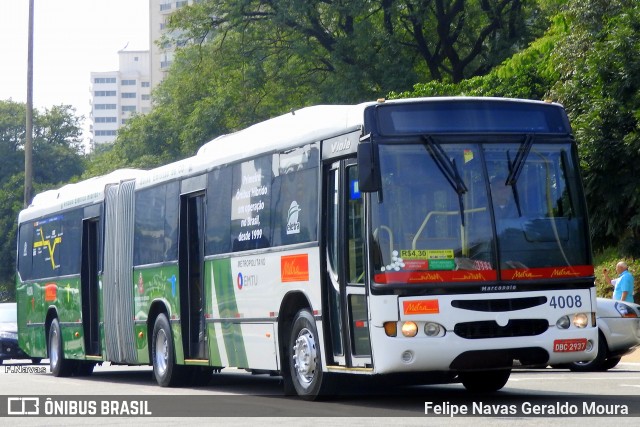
454, 319, 548, 339
451, 296, 547, 312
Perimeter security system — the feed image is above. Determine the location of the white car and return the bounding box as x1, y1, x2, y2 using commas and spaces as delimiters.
567, 297, 640, 371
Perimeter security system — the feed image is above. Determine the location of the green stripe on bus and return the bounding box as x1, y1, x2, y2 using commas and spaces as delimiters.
211, 259, 248, 368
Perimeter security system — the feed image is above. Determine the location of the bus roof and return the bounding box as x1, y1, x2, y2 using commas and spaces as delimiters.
19, 168, 146, 222
136, 103, 371, 189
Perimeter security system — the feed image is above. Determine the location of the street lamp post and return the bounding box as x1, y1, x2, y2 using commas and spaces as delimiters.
24, 0, 34, 207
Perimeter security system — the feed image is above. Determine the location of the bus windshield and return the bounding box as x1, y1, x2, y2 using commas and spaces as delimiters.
370, 138, 590, 286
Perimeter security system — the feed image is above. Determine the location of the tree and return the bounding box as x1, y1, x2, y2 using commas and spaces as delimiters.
549, 0, 640, 254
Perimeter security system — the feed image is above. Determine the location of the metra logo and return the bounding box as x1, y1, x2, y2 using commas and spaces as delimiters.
511, 270, 542, 279
281, 254, 310, 282
237, 272, 258, 290
331, 139, 351, 153
454, 272, 486, 281
286, 201, 301, 235
403, 299, 440, 315
408, 272, 444, 282
551, 268, 580, 277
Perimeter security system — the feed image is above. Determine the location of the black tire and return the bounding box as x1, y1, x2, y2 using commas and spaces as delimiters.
459, 369, 511, 392
569, 332, 607, 372
151, 313, 183, 387
600, 356, 622, 371
31, 358, 42, 365
287, 309, 331, 400
49, 318, 75, 377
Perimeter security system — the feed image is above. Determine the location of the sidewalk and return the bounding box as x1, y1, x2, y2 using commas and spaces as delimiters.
622, 348, 640, 363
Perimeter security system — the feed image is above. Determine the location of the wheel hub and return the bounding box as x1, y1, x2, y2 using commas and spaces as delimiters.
293, 328, 317, 388
155, 329, 168, 375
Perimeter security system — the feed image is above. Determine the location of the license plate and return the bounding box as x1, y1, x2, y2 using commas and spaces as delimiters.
553, 338, 587, 352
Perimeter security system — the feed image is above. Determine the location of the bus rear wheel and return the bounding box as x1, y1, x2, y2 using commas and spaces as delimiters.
459, 369, 511, 392
152, 313, 183, 387
49, 318, 75, 377
287, 309, 332, 400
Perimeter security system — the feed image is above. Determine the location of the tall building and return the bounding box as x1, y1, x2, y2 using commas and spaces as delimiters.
89, 1, 196, 149
150, 0, 196, 90
89, 50, 151, 148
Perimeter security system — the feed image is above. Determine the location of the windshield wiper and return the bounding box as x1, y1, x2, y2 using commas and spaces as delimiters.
505, 134, 534, 216
423, 136, 468, 225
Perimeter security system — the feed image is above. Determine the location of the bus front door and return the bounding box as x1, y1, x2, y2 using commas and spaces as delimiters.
325, 160, 372, 369
179, 193, 208, 360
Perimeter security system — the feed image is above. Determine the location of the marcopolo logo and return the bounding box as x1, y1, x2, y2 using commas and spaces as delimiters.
286, 201, 301, 235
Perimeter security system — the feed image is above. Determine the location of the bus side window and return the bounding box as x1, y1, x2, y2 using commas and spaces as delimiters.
271, 145, 319, 247
205, 166, 232, 255
347, 166, 365, 284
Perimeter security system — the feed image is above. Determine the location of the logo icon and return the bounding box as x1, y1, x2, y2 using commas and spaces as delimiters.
237, 272, 244, 290
287, 201, 301, 235
7, 397, 40, 415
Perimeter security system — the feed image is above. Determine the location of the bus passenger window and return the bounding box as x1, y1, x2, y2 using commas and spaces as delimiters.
348, 166, 365, 284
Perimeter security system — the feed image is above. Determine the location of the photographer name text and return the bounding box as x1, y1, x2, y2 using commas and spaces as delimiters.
425, 401, 629, 417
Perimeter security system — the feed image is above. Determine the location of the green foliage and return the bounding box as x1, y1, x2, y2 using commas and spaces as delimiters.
549, 0, 640, 251
390, 15, 566, 100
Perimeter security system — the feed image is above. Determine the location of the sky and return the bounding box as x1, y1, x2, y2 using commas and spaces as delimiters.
0, 0, 150, 144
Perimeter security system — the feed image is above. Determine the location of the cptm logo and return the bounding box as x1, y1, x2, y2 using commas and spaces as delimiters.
236, 272, 258, 290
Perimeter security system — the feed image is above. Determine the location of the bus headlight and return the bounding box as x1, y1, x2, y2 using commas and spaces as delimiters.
556, 313, 590, 329
556, 315, 570, 329
572, 313, 589, 328
424, 322, 445, 337
401, 321, 418, 337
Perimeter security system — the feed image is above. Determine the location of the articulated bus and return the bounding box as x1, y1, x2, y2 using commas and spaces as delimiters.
16, 97, 597, 399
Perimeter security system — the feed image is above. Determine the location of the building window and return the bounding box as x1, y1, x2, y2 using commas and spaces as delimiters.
141, 81, 150, 88
160, 3, 172, 11
94, 77, 116, 84
176, 1, 188, 7
121, 79, 136, 86
95, 117, 117, 123
95, 130, 117, 136
94, 90, 116, 97
122, 106, 137, 113
122, 93, 136, 99
141, 94, 150, 101
94, 104, 116, 110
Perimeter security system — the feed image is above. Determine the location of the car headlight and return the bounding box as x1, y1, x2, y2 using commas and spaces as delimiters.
0, 331, 18, 340
614, 302, 639, 318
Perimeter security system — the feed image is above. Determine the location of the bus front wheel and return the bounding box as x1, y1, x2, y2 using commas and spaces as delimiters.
49, 318, 75, 377
287, 309, 332, 400
152, 314, 182, 387
459, 369, 511, 392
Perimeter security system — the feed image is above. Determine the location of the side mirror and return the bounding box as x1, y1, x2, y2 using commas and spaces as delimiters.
357, 141, 381, 192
